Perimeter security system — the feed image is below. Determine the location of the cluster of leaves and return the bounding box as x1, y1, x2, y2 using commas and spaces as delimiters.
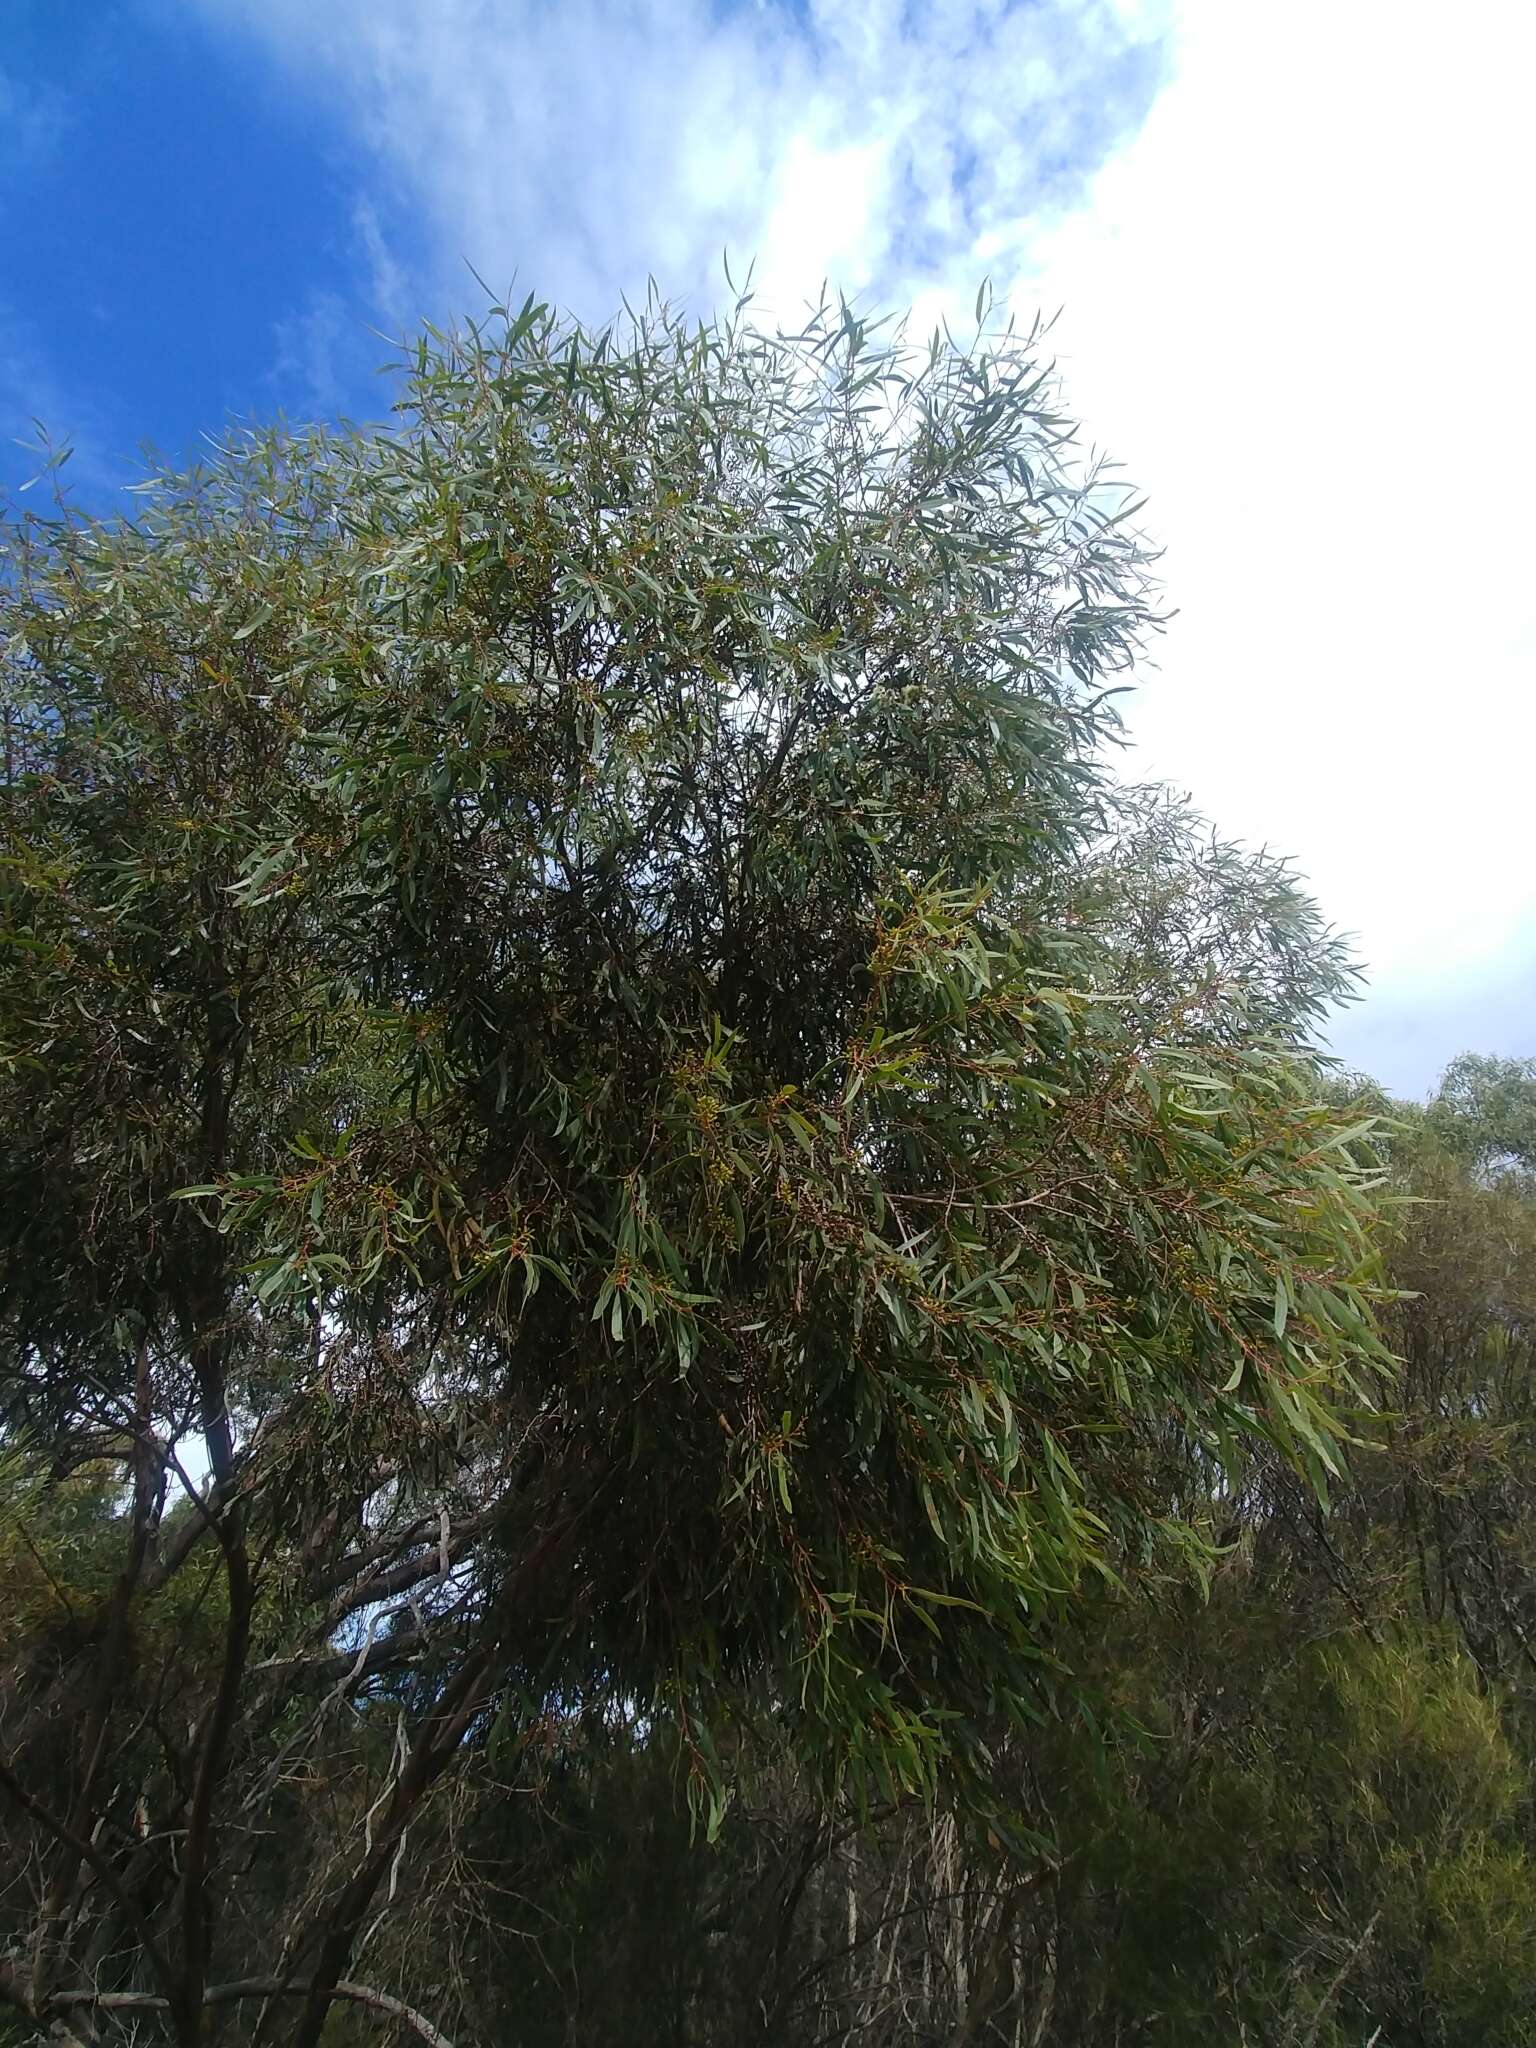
0, 290, 1389, 2044
280, 1068, 1536, 2048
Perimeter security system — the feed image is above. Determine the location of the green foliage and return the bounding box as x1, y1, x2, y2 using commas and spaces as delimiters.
0, 289, 1398, 2044
1062, 1611, 1536, 2047
0, 291, 1387, 1818
1425, 1052, 1536, 1182
326, 1055, 1536, 2048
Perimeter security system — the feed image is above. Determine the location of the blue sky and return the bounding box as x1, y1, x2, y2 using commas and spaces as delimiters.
2, 0, 1168, 482
4, 0, 1532, 1098
0, 2, 424, 485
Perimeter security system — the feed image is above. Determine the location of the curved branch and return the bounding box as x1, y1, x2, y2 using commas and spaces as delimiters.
45, 1977, 457, 2048
252, 1619, 443, 1690
323, 1508, 491, 1628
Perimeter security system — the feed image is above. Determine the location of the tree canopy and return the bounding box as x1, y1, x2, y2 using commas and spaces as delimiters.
0, 292, 1389, 2045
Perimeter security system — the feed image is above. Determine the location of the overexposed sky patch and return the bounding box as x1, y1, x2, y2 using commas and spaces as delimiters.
1021, 0, 1536, 1090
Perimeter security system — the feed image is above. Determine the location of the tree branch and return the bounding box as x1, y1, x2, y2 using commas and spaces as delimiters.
177, 1501, 253, 2039
0, 1754, 181, 2013
45, 1977, 457, 2048
288, 1648, 495, 2048
252, 1620, 445, 1690
322, 1508, 491, 1628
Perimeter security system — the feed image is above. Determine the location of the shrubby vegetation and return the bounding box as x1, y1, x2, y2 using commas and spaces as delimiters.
0, 292, 1529, 2043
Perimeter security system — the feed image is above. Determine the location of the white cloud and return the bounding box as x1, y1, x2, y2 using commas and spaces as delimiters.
189, 0, 1166, 314
1016, 0, 1536, 1091
352, 197, 413, 335
754, 134, 890, 312
185, 0, 1535, 1094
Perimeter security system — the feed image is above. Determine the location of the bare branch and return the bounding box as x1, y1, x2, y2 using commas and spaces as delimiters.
323, 1509, 491, 1628
0, 1754, 181, 2012
252, 1620, 445, 1690
45, 1976, 458, 2048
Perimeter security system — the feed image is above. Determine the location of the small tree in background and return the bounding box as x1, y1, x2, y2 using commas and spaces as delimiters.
0, 291, 1385, 2044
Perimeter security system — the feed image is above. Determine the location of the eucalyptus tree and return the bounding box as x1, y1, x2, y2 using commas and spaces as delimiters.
0, 291, 1385, 2045
1425, 1052, 1536, 1183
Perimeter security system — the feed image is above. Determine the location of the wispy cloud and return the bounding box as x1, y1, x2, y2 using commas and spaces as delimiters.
352, 196, 413, 335
188, 0, 1169, 318
268, 290, 352, 421
0, 64, 69, 182
0, 303, 130, 504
